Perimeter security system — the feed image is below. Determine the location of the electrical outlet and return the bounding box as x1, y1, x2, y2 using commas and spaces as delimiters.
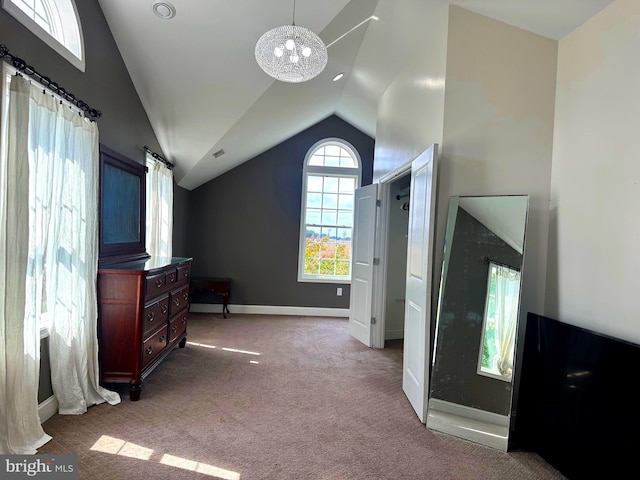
337, 287, 343, 296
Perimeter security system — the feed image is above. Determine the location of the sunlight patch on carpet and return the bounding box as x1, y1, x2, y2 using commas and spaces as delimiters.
187, 341, 261, 356
90, 435, 240, 479
160, 454, 240, 479
90, 435, 153, 460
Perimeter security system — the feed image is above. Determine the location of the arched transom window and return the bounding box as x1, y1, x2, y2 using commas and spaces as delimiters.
298, 139, 362, 283
2, 0, 84, 71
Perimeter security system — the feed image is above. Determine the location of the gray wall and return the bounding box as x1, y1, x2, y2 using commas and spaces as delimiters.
187, 115, 374, 308
172, 183, 190, 257
38, 338, 53, 403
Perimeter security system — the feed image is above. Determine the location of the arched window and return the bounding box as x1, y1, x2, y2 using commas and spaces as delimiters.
2, 0, 85, 71
298, 139, 362, 283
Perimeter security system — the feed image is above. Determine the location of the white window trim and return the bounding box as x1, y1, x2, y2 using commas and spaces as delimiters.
2, 0, 85, 72
297, 138, 362, 284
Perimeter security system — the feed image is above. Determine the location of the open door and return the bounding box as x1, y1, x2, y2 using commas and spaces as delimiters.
348, 183, 378, 347
402, 145, 438, 423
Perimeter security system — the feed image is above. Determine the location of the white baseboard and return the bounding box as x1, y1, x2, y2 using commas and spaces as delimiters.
189, 303, 349, 318
426, 398, 509, 451
428, 398, 509, 427
38, 395, 58, 423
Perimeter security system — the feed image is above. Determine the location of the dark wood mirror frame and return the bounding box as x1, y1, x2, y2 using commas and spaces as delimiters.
98, 144, 148, 265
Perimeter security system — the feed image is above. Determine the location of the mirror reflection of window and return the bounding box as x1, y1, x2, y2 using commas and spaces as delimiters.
478, 262, 521, 381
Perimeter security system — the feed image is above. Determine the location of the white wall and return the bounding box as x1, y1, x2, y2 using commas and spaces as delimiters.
440, 6, 558, 328
373, 0, 449, 182
375, 4, 557, 324
547, 0, 640, 343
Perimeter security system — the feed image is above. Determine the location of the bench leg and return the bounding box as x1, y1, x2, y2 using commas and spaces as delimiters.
222, 294, 229, 318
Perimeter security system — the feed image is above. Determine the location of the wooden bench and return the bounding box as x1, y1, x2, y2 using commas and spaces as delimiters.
189, 277, 231, 318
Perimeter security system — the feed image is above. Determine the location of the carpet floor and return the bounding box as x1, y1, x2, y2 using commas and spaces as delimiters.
38, 313, 565, 479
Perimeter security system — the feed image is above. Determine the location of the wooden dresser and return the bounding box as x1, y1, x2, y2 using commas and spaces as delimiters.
97, 256, 192, 401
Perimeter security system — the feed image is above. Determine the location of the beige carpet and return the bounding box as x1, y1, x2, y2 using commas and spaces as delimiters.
38, 313, 565, 479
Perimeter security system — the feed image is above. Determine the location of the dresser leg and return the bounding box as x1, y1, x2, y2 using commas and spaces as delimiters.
129, 383, 142, 401
179, 337, 187, 348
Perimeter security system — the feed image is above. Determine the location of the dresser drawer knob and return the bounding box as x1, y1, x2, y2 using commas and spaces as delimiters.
159, 335, 166, 344
174, 298, 180, 307
146, 346, 153, 355
181, 317, 187, 325
147, 312, 154, 321
182, 293, 189, 301
168, 273, 176, 282
155, 279, 163, 288
161, 305, 168, 314
171, 324, 178, 333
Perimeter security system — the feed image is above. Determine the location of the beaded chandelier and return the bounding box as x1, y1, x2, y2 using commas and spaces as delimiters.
255, 2, 327, 83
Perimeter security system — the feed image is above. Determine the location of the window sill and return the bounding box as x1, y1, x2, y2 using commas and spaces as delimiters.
40, 325, 50, 340
298, 276, 351, 285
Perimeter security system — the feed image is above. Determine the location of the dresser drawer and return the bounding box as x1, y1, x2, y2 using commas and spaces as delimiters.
145, 272, 166, 298
142, 324, 168, 369
169, 311, 188, 344
177, 263, 191, 284
143, 296, 169, 336
166, 268, 178, 288
169, 285, 190, 315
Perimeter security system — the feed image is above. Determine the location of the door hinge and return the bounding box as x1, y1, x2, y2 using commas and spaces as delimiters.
373, 257, 380, 265
371, 317, 377, 325
376, 199, 381, 207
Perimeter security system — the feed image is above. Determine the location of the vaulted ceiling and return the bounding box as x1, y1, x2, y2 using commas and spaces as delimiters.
97, 0, 614, 191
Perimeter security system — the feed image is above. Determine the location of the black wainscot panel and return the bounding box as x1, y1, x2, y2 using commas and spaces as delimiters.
514, 312, 640, 479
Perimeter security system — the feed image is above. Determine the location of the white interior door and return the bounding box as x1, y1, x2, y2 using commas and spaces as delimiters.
402, 145, 438, 423
348, 183, 378, 347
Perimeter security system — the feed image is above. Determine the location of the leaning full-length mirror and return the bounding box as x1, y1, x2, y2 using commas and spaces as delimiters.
426, 195, 529, 451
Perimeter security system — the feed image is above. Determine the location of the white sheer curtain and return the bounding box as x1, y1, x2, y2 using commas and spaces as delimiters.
1, 73, 120, 454
492, 263, 521, 378
145, 154, 173, 258
0, 75, 51, 454
26, 82, 121, 415
27, 84, 120, 414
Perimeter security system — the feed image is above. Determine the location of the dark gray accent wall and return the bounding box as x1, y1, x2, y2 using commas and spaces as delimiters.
172, 182, 190, 257
431, 207, 522, 415
1, 0, 163, 165
38, 337, 53, 403
188, 115, 374, 308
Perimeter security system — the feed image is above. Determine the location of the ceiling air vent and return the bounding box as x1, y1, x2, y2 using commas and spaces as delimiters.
213, 149, 225, 159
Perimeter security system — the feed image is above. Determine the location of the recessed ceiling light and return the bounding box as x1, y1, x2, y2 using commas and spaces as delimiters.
152, 1, 176, 19
333, 73, 345, 82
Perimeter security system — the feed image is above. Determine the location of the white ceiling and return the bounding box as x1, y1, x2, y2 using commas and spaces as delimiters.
96, 0, 614, 191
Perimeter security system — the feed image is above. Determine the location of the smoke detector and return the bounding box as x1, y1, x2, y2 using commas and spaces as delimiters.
152, 1, 176, 19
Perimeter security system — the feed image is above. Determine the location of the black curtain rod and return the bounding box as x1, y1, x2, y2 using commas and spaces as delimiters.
0, 44, 102, 119
143, 145, 174, 170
